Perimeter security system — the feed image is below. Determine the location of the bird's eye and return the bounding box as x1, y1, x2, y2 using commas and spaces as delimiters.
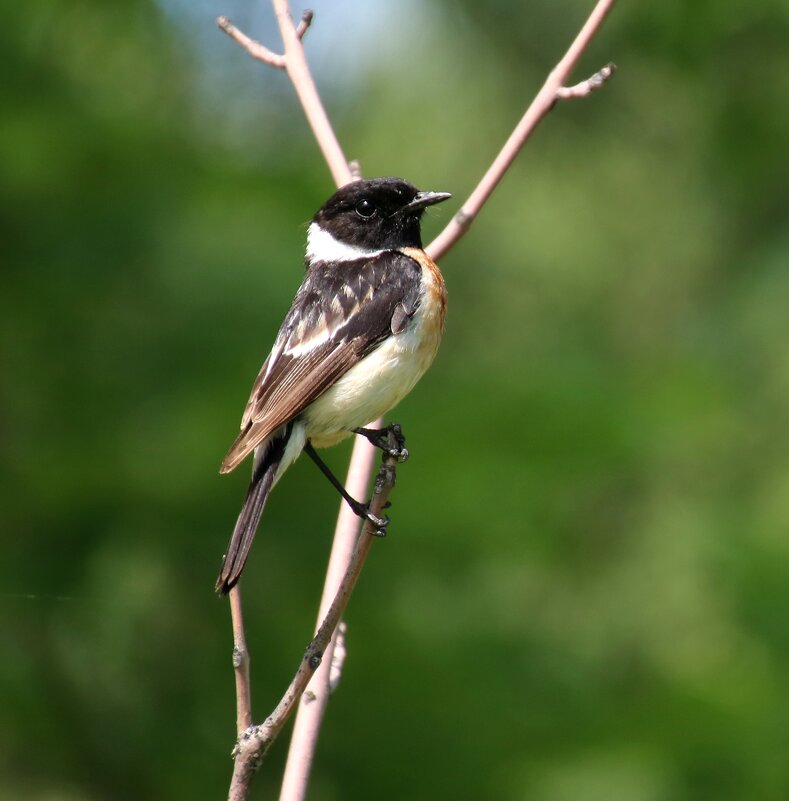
355, 199, 376, 218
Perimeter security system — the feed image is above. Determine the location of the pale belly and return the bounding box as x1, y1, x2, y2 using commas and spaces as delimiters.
302, 300, 443, 448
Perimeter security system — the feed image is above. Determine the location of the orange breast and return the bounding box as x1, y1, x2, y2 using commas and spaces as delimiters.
400, 246, 447, 332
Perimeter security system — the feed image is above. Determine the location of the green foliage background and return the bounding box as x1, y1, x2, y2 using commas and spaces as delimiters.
2, 1, 788, 799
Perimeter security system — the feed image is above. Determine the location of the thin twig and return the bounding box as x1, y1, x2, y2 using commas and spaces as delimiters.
294, 9, 313, 41
230, 585, 253, 735
556, 61, 616, 99
227, 437, 399, 801
217, 16, 286, 69
426, 0, 617, 261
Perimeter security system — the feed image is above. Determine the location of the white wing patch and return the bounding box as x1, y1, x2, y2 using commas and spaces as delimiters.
283, 324, 332, 357
283, 305, 357, 357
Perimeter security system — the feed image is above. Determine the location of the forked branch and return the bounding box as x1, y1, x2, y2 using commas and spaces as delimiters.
218, 4, 352, 186
216, 2, 617, 800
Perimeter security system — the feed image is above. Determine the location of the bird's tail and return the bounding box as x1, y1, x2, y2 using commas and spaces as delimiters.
216, 426, 291, 594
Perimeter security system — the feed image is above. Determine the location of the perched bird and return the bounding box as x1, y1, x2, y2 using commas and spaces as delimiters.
217, 177, 451, 593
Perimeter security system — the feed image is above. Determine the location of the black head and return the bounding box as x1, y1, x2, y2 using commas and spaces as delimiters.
312, 177, 451, 251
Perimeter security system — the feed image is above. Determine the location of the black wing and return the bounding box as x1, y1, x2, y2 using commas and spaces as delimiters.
220, 251, 421, 473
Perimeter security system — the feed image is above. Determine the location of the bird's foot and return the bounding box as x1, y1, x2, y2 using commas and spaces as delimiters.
353, 423, 409, 462
349, 498, 390, 536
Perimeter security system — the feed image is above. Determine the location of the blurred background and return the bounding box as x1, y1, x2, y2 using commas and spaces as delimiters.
2, 0, 788, 799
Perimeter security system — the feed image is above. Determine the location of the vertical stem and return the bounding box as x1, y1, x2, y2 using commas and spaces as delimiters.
230, 584, 253, 734
279, 435, 379, 801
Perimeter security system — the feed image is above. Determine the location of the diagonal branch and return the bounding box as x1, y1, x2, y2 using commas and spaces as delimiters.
272, 0, 352, 186
217, 7, 351, 186
217, 16, 286, 68
426, 0, 617, 261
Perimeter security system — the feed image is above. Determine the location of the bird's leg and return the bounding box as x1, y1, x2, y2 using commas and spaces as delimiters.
353, 423, 409, 462
303, 442, 389, 535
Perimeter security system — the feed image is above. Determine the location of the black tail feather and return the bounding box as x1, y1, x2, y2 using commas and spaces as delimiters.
216, 427, 291, 594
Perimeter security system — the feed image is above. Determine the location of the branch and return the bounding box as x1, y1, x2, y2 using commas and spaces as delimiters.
278, 438, 375, 801
293, 9, 314, 41
217, 16, 286, 68
556, 61, 616, 99
426, 0, 617, 261
217, 9, 313, 67
229, 584, 253, 735
227, 436, 400, 801
218, 6, 352, 186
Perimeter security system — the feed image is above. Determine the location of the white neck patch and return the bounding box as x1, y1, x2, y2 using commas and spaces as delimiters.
306, 222, 385, 265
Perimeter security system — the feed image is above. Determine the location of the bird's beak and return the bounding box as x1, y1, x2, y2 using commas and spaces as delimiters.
402, 190, 452, 214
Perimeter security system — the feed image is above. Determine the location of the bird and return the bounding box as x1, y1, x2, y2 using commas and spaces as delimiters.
216, 177, 451, 593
